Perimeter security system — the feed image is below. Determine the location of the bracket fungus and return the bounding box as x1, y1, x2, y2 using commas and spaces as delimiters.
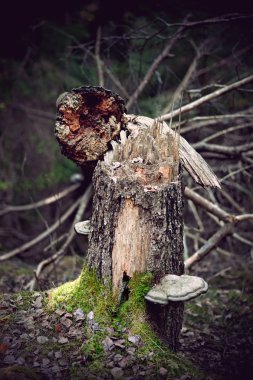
74, 220, 91, 235
145, 274, 208, 305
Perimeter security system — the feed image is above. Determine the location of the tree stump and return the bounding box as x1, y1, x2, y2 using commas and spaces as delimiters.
55, 86, 220, 351
86, 121, 184, 350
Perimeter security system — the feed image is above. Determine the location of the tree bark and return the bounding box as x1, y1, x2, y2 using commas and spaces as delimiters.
87, 162, 184, 288
54, 85, 220, 350
87, 121, 184, 350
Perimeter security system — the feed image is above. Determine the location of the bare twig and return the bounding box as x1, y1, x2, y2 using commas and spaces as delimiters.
220, 164, 253, 183
184, 187, 230, 222
104, 65, 130, 99
126, 20, 188, 110
185, 230, 232, 257
184, 185, 253, 269
193, 123, 253, 147
184, 211, 253, 270
161, 52, 199, 114
195, 141, 253, 157
187, 200, 204, 232
219, 188, 245, 214
95, 27, 104, 87
177, 112, 253, 134
79, 45, 130, 99
184, 223, 234, 269
233, 233, 253, 247
186, 185, 253, 220
0, 198, 81, 261
43, 233, 68, 252
196, 44, 253, 78
158, 14, 253, 29
0, 183, 80, 216
160, 74, 253, 121
236, 214, 253, 222
29, 184, 92, 290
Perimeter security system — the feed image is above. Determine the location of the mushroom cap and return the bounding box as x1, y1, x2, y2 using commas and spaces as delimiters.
145, 274, 208, 304
161, 274, 208, 301
74, 220, 90, 235
144, 284, 168, 305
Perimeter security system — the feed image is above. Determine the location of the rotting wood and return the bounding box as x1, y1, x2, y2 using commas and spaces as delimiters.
55, 86, 126, 165
55, 86, 220, 188
54, 85, 220, 351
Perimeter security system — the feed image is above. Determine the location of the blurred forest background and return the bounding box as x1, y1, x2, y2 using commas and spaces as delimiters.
1, 0, 253, 290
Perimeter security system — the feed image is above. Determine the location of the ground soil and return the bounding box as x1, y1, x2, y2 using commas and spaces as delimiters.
0, 250, 253, 380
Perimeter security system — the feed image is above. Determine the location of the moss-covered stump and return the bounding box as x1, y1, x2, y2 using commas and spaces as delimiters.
85, 117, 185, 350
54, 86, 220, 352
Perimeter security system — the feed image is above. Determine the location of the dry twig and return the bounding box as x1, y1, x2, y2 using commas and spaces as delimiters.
0, 183, 80, 216
160, 74, 253, 121
126, 19, 188, 110
0, 197, 81, 261
28, 184, 92, 290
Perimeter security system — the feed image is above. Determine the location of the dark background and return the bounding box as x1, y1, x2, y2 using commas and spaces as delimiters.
2, 0, 253, 58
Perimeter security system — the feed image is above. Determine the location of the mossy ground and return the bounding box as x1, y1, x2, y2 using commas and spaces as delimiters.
1, 259, 252, 379
48, 267, 199, 379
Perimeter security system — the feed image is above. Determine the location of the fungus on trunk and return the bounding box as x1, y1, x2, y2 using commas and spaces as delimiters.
145, 274, 208, 304
74, 220, 91, 235
54, 85, 220, 351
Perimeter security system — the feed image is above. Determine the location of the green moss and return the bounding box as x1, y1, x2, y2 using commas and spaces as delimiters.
49, 266, 114, 324
118, 272, 198, 378
49, 268, 198, 378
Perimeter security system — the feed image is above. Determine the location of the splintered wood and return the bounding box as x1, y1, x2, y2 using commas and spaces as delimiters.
88, 119, 183, 296
112, 199, 150, 290
104, 119, 180, 188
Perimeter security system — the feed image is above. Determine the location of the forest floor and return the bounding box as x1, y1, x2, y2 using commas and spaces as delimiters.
0, 251, 253, 380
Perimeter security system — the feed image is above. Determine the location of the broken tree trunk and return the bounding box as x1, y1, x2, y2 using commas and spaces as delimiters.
87, 122, 184, 350
55, 86, 220, 350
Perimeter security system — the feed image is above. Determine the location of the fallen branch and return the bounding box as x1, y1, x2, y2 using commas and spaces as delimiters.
184, 187, 253, 268
160, 74, 253, 121
161, 52, 199, 114
95, 26, 104, 87
184, 223, 234, 269
0, 197, 81, 261
178, 111, 253, 134
0, 183, 80, 216
185, 230, 231, 257
29, 184, 92, 290
126, 19, 188, 110
195, 141, 253, 157
185, 188, 253, 223
184, 186, 233, 222
193, 123, 253, 148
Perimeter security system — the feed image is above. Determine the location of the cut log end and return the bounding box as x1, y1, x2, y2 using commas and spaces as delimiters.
55, 86, 126, 165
